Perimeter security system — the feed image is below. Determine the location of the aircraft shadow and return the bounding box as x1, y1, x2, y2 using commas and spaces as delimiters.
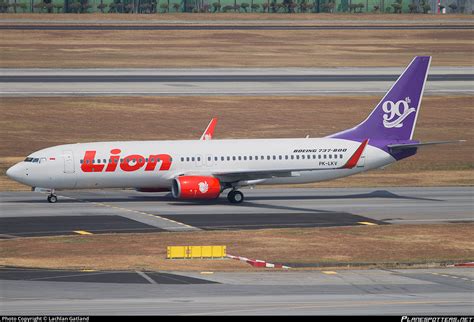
7, 190, 441, 204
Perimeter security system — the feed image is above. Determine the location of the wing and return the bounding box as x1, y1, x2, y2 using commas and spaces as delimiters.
212, 139, 369, 182
200, 118, 218, 140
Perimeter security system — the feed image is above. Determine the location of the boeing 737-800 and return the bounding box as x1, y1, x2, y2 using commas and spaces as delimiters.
6, 56, 461, 203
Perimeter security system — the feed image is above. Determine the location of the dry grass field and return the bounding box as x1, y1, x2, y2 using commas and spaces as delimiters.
1, 27, 473, 68
1, 95, 472, 190
2, 13, 473, 22
1, 223, 472, 271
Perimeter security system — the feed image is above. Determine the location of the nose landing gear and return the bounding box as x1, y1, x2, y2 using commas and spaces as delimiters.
47, 190, 58, 203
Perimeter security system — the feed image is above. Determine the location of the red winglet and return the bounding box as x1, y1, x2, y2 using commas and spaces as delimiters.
343, 139, 369, 169
200, 118, 218, 140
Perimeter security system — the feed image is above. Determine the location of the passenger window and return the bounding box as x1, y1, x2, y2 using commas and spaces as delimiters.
324, 155, 327, 159
329, 155, 332, 159
291, 155, 294, 160
197, 157, 200, 162
80, 159, 83, 164
340, 154, 343, 159
296, 155, 300, 160
103, 159, 107, 163
243, 156, 247, 161
302, 155, 305, 160
238, 156, 242, 161
249, 156, 252, 161
192, 157, 195, 162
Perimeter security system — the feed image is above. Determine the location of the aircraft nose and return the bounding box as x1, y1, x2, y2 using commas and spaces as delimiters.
6, 163, 23, 182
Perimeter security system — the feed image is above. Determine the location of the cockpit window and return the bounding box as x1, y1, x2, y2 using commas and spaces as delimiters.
32, 158, 39, 163
39, 158, 47, 164
24, 157, 33, 162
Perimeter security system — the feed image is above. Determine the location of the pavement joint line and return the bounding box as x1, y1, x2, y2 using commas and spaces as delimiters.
57, 193, 198, 231
27, 271, 111, 281
135, 271, 158, 285
183, 299, 467, 316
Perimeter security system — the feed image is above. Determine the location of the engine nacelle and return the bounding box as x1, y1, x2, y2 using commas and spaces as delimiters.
171, 176, 222, 199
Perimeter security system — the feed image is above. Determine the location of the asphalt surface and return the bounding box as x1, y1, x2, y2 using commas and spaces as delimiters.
2, 74, 472, 83
2, 67, 472, 96
1, 187, 472, 315
0, 267, 218, 285
1, 267, 472, 315
0, 215, 165, 238
1, 24, 472, 30
0, 187, 472, 234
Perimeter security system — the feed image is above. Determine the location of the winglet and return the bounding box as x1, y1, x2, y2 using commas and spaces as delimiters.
200, 118, 218, 140
342, 139, 369, 169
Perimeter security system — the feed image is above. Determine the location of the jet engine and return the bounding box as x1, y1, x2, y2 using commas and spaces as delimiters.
171, 176, 222, 199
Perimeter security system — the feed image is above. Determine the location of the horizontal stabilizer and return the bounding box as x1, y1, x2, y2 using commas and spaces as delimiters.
388, 140, 466, 150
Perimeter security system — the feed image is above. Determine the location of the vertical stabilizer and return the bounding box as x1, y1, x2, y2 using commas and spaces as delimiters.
330, 56, 431, 141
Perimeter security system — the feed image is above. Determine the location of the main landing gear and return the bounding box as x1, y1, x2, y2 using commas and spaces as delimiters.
47, 190, 58, 203
227, 190, 244, 204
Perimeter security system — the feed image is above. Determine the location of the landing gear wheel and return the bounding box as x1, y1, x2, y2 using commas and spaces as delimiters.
227, 190, 244, 204
47, 194, 58, 203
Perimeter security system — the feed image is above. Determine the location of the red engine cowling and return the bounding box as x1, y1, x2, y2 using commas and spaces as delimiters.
171, 176, 222, 199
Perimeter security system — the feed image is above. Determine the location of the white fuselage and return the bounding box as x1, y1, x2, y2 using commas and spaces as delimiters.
7, 138, 395, 190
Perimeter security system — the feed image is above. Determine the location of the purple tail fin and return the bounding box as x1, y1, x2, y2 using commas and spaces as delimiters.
330, 56, 431, 141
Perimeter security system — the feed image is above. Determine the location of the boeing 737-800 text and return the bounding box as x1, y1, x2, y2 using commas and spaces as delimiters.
6, 56, 461, 203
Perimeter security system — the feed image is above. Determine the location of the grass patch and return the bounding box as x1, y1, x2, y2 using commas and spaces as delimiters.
0, 24, 472, 68
1, 95, 472, 190
0, 223, 472, 271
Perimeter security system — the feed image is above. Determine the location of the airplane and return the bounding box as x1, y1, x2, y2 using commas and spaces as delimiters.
6, 56, 463, 204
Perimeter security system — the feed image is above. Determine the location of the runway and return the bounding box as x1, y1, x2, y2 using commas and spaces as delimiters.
1, 267, 472, 315
1, 187, 472, 314
2, 67, 473, 96
0, 187, 472, 235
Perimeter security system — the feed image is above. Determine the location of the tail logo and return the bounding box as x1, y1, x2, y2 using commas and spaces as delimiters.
382, 97, 416, 129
